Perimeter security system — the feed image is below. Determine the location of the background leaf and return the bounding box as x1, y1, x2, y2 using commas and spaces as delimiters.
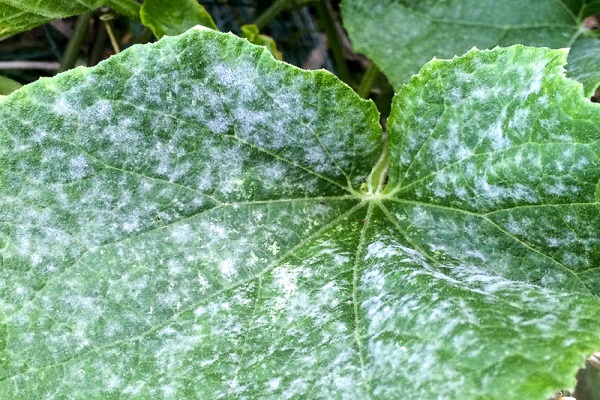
0, 75, 21, 95
568, 34, 600, 97
241, 24, 283, 60
341, 0, 600, 96
140, 0, 217, 38
1, 29, 599, 399
0, 0, 140, 38
102, 0, 142, 20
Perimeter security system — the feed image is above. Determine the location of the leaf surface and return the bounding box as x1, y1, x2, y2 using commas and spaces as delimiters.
341, 0, 600, 96
0, 29, 599, 399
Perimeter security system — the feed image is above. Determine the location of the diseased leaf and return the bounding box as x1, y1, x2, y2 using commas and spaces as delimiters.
0, 0, 140, 38
341, 0, 600, 96
381, 44, 600, 398
0, 29, 599, 399
140, 0, 217, 37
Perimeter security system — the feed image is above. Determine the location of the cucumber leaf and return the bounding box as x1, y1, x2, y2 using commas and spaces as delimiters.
341, 0, 600, 96
1, 28, 599, 399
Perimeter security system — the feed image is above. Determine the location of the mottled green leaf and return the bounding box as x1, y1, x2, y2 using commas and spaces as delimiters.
0, 0, 139, 38
341, 0, 600, 96
140, 0, 216, 37
1, 29, 599, 399
381, 44, 600, 398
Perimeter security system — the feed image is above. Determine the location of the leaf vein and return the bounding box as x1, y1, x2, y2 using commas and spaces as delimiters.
1, 201, 368, 382
385, 198, 593, 295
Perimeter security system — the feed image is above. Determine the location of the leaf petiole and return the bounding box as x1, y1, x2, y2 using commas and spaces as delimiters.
363, 141, 389, 195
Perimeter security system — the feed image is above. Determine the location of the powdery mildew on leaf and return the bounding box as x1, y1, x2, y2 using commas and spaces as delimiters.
386, 46, 600, 296
1, 30, 600, 399
0, 29, 382, 398
375, 45, 600, 397
360, 210, 600, 398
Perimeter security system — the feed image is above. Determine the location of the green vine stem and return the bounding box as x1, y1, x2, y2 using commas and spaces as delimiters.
58, 11, 92, 73
88, 16, 108, 66
315, 0, 352, 86
365, 142, 389, 195
357, 62, 380, 99
254, 0, 293, 30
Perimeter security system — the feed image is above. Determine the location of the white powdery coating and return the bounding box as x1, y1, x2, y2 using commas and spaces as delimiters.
385, 201, 587, 291
0, 29, 383, 397
391, 47, 598, 216
5, 32, 599, 399
358, 226, 600, 398
2, 197, 359, 396
82, 215, 365, 399
489, 205, 600, 274
415, 140, 596, 210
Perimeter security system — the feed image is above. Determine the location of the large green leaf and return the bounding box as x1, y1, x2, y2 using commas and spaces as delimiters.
341, 0, 600, 96
1, 28, 599, 399
0, 0, 140, 38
